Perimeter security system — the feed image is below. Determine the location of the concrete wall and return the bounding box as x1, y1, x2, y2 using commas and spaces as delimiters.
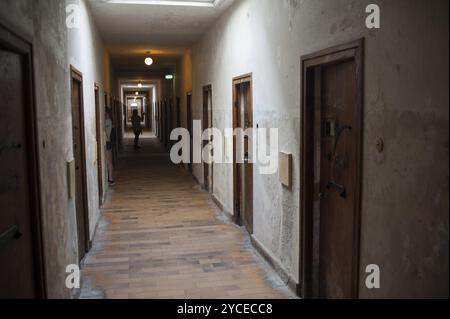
185, 0, 449, 298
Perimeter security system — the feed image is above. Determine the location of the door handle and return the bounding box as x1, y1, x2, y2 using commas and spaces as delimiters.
326, 181, 347, 199
0, 225, 22, 249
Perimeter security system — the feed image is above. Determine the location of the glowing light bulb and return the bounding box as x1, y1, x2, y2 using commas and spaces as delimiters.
145, 57, 153, 66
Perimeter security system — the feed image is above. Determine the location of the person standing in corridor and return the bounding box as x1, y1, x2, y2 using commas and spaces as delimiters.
105, 107, 116, 185
132, 109, 144, 149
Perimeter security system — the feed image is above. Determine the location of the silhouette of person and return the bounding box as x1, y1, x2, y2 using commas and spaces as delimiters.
105, 107, 116, 185
132, 109, 144, 149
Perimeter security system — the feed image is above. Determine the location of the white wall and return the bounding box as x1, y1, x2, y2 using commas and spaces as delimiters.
67, 0, 109, 240
187, 0, 449, 298
0, 0, 81, 298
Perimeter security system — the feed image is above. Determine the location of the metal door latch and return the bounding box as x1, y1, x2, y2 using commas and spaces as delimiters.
326, 181, 347, 199
0, 225, 22, 249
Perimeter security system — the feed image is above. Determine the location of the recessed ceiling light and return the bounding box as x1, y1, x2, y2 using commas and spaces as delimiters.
106, 0, 219, 7
138, 82, 143, 88
165, 75, 174, 80
135, 92, 139, 95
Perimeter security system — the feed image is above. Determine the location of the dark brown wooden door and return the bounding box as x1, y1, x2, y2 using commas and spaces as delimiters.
317, 60, 359, 298
70, 68, 89, 262
233, 76, 253, 235
156, 102, 159, 138
0, 34, 43, 298
187, 93, 193, 173
167, 99, 173, 147
94, 85, 103, 206
301, 40, 363, 299
160, 102, 163, 141
162, 100, 167, 147
158, 102, 161, 139
203, 86, 213, 192
176, 97, 181, 128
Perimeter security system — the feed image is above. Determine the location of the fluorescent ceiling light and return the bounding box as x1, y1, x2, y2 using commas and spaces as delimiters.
165, 74, 174, 80
106, 0, 219, 7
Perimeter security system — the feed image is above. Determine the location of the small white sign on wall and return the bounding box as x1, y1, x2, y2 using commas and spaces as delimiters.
279, 152, 292, 188
67, 160, 76, 199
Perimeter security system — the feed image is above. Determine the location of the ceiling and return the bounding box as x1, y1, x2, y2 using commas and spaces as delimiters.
87, 0, 235, 72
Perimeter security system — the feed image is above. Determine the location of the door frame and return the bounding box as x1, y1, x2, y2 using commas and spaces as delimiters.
232, 73, 253, 232
299, 39, 364, 298
202, 85, 213, 192
94, 83, 103, 206
70, 65, 91, 257
0, 21, 47, 298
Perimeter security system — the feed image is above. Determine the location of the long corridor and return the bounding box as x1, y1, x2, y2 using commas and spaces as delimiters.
80, 136, 293, 299
1, 0, 448, 301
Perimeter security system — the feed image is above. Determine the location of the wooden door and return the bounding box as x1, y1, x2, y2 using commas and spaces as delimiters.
157, 102, 160, 138
301, 40, 363, 299
116, 99, 123, 151
94, 84, 103, 205
0, 24, 45, 299
168, 99, 173, 147
155, 102, 159, 138
187, 93, 193, 173
70, 66, 89, 262
176, 97, 181, 129
164, 100, 168, 147
203, 86, 213, 192
233, 75, 253, 235
160, 102, 163, 141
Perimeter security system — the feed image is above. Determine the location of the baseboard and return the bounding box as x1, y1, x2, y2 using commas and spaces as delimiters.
191, 172, 201, 186
250, 235, 300, 296
88, 209, 102, 250
211, 193, 224, 210
211, 193, 236, 223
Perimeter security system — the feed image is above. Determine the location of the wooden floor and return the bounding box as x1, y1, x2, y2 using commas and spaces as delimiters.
80, 136, 293, 299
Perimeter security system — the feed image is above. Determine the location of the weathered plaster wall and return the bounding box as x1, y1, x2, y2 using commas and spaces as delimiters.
187, 0, 449, 298
103, 48, 114, 94
66, 0, 109, 239
0, 0, 78, 298
175, 49, 193, 129
1, 0, 115, 298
